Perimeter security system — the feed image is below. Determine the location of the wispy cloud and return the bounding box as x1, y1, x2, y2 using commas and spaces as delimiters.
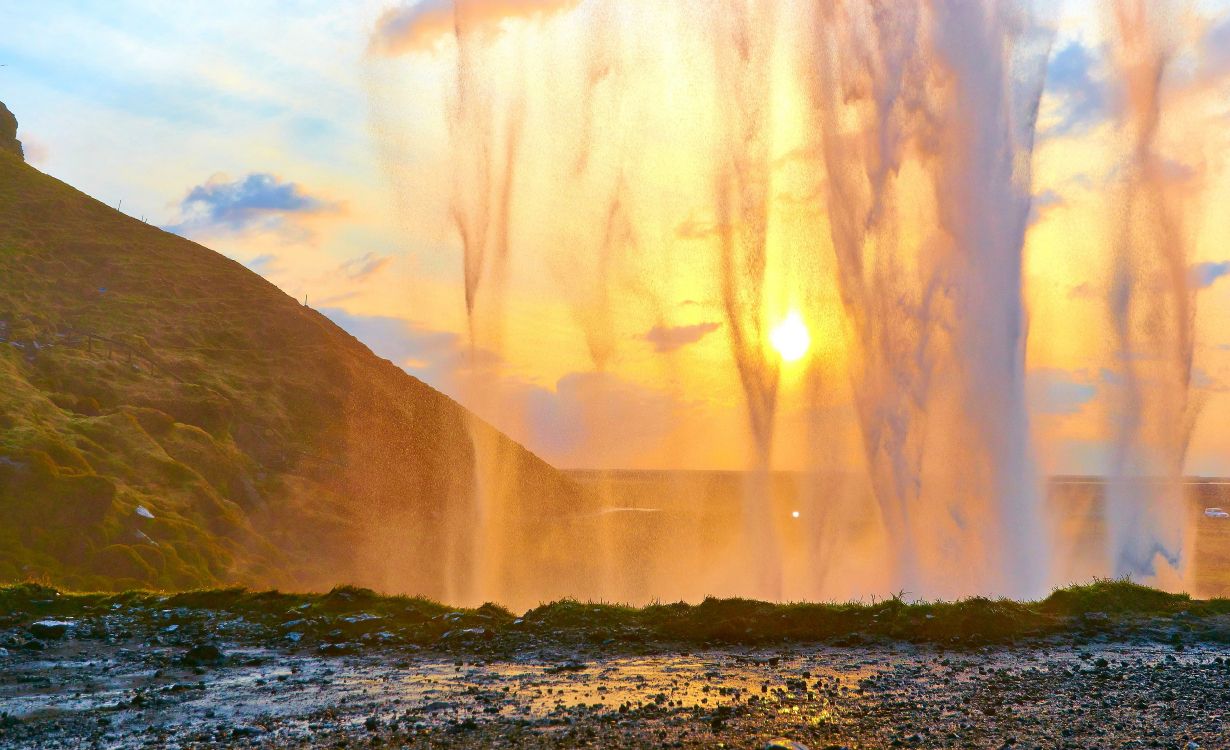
244, 253, 277, 275
1028, 367, 1098, 416
1198, 14, 1230, 82
321, 307, 690, 467
340, 252, 393, 282
164, 173, 339, 236
1029, 188, 1065, 225
369, 0, 579, 56
321, 307, 487, 382
1191, 261, 1230, 290
643, 322, 721, 353
1043, 41, 1108, 137
524, 371, 686, 467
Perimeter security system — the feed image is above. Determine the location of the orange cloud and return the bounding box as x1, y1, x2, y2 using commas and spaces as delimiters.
369, 0, 580, 56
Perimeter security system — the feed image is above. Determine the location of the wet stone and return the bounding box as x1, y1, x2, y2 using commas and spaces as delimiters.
764, 740, 810, 750
28, 620, 71, 640
231, 725, 264, 738
181, 643, 225, 667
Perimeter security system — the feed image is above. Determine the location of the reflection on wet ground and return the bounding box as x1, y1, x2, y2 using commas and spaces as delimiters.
3, 636, 1229, 748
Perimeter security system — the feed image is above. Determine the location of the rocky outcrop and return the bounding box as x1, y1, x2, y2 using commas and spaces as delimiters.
0, 102, 23, 161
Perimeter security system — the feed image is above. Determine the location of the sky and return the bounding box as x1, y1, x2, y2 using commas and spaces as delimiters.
2, 1, 1230, 474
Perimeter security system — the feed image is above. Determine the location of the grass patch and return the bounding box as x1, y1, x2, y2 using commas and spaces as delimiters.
2, 579, 1227, 652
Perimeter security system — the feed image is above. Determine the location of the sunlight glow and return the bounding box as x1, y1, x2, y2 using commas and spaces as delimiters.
770, 311, 811, 363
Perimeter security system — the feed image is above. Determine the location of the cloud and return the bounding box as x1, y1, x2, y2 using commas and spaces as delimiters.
1028, 188, 1065, 225
321, 307, 492, 385
524, 371, 686, 464
164, 173, 338, 236
1199, 15, 1230, 81
244, 253, 277, 274
16, 131, 48, 164
1028, 368, 1098, 416
369, 0, 579, 56
321, 307, 692, 468
340, 252, 393, 282
1190, 261, 1230, 290
1193, 366, 1228, 394
643, 322, 721, 353
1161, 157, 1200, 185
1043, 41, 1108, 136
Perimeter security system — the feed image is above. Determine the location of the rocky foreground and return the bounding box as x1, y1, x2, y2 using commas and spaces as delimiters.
1, 581, 1229, 748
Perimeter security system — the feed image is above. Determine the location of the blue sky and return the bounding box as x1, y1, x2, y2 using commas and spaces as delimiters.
3, 1, 1230, 474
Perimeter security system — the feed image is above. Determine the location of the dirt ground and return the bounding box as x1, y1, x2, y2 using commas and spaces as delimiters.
3, 632, 1229, 749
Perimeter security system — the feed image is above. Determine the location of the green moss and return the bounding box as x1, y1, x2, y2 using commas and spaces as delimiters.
0, 145, 585, 597
90, 544, 155, 582
1039, 577, 1213, 615
0, 579, 1226, 649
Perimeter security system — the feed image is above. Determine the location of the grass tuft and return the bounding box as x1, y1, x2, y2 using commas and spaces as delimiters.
5, 578, 1223, 652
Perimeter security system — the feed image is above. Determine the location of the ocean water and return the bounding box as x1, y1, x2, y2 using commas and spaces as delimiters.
564, 471, 1230, 603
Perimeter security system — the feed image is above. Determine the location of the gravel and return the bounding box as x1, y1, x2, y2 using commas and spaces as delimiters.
1, 629, 1227, 748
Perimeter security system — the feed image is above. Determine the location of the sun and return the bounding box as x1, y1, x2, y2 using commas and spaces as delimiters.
770, 310, 811, 363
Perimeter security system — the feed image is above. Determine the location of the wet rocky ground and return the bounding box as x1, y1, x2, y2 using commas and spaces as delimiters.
3, 630, 1230, 748
2, 582, 1230, 748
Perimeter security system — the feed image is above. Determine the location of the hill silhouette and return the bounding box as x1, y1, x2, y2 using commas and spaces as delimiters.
0, 103, 592, 601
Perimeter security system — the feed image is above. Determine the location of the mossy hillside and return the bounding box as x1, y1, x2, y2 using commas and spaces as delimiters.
0, 338, 268, 591
0, 143, 587, 596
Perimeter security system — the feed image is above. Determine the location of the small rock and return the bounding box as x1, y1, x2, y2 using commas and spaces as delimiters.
545, 659, 587, 673
29, 620, 72, 640
764, 740, 810, 750
182, 643, 225, 667
231, 725, 264, 738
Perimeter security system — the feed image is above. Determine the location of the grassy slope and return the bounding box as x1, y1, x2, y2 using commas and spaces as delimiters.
2, 579, 1228, 649
0, 147, 589, 596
